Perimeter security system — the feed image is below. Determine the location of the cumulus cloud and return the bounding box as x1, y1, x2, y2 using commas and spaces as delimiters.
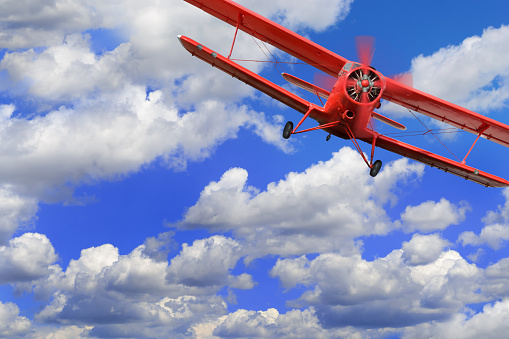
0, 0, 354, 101
0, 233, 57, 284
166, 235, 247, 288
458, 188, 509, 250
27, 325, 90, 339
402, 233, 451, 265
9, 1, 509, 338
270, 247, 489, 329
0, 188, 38, 244
0, 0, 355, 243
0, 91, 289, 201
15, 232, 509, 337
0, 0, 113, 49
19, 234, 255, 337
178, 148, 424, 257
385, 25, 509, 117
398, 198, 469, 233
411, 25, 509, 112
211, 308, 330, 339
237, 0, 354, 32
458, 225, 509, 250
403, 299, 509, 339
1, 33, 130, 101
0, 0, 334, 207
0, 301, 31, 337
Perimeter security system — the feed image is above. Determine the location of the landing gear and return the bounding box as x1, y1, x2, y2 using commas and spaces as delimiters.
326, 133, 331, 141
283, 121, 293, 139
370, 160, 382, 177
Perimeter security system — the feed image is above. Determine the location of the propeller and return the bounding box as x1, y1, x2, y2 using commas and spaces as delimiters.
313, 36, 376, 92
313, 72, 336, 92
346, 67, 382, 103
355, 35, 375, 66
313, 36, 413, 109
390, 72, 413, 87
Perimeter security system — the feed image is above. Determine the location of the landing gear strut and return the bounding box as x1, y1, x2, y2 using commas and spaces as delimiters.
283, 121, 293, 139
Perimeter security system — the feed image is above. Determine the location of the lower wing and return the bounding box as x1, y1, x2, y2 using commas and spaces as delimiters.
374, 134, 509, 187
178, 35, 323, 115
383, 78, 509, 148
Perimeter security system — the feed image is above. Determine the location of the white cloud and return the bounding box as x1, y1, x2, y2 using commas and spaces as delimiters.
12, 1, 509, 338
22, 234, 255, 337
403, 299, 509, 339
0, 301, 31, 337
0, 0, 318, 207
398, 198, 469, 233
483, 188, 509, 224
458, 188, 509, 250
0, 0, 111, 50
0, 104, 15, 119
270, 247, 488, 329
0, 0, 355, 101
484, 258, 509, 297
237, 0, 354, 32
0, 91, 289, 202
0, 233, 57, 284
17, 232, 509, 337
211, 308, 328, 339
1, 34, 130, 101
166, 235, 246, 288
402, 233, 450, 265
384, 25, 509, 117
270, 255, 311, 289
179, 148, 424, 257
0, 188, 38, 244
28, 325, 90, 339
411, 25, 509, 112
458, 225, 509, 250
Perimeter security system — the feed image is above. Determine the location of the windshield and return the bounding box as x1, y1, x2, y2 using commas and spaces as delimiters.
339, 62, 362, 77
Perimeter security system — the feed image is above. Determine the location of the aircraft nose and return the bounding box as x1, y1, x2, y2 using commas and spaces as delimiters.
361, 79, 370, 87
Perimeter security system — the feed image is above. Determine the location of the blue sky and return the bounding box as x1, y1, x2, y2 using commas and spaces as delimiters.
1, 0, 509, 337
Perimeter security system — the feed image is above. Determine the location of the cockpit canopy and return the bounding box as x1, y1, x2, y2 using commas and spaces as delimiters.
339, 62, 362, 77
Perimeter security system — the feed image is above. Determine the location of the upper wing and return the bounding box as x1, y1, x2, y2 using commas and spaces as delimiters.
183, 0, 348, 77
383, 78, 509, 148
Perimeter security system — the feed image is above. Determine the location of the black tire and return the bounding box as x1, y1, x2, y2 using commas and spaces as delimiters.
283, 121, 293, 139
370, 160, 382, 177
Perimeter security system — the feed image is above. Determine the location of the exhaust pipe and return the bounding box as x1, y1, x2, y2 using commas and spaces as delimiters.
342, 110, 355, 120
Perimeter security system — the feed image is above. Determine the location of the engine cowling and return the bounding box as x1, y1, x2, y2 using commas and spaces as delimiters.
345, 67, 384, 104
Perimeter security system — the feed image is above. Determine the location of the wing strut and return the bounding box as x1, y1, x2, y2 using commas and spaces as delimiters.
291, 121, 342, 135
291, 107, 313, 134
461, 123, 490, 164
227, 12, 244, 59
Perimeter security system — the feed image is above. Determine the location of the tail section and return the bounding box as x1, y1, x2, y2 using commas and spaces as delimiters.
372, 112, 406, 130
281, 73, 330, 99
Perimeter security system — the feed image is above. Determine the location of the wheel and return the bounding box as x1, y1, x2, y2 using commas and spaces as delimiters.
326, 134, 331, 141
370, 160, 382, 177
283, 121, 293, 139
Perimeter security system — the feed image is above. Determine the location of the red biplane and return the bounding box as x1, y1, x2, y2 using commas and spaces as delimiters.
179, 0, 509, 187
